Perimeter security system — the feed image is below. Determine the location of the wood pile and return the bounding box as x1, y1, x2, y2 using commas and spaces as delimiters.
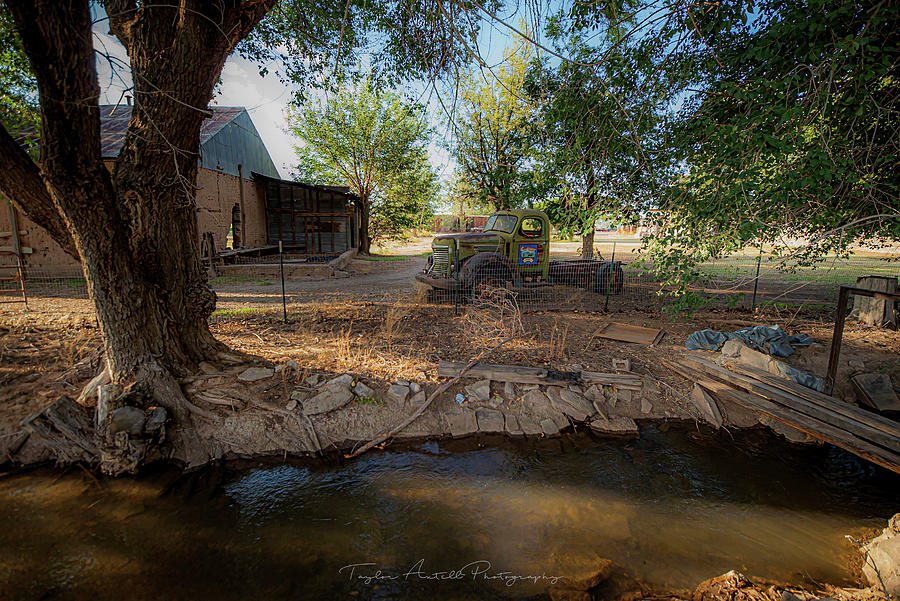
667, 354, 900, 474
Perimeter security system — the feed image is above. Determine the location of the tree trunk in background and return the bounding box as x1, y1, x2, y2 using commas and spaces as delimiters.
3, 0, 273, 472
358, 198, 372, 254
581, 227, 595, 259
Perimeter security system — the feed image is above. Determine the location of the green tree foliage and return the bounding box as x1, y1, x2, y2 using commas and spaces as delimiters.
526, 32, 677, 257
289, 79, 437, 252
648, 0, 900, 292
0, 2, 37, 154
451, 36, 540, 210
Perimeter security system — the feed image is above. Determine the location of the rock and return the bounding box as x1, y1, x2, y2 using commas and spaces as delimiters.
465, 379, 491, 402
690, 384, 724, 428
720, 338, 747, 359
737, 345, 772, 372
237, 367, 275, 382
864, 513, 900, 597
618, 388, 633, 403
410, 382, 421, 394
304, 382, 354, 415
640, 398, 652, 414
198, 361, 219, 375
327, 373, 355, 387
584, 384, 601, 403
540, 417, 560, 437
143, 407, 167, 436
305, 374, 322, 387
275, 359, 299, 374
353, 381, 375, 398
590, 416, 639, 437
503, 381, 516, 399
410, 390, 426, 404
547, 387, 593, 421
396, 378, 410, 387
518, 415, 543, 437
568, 385, 584, 395
475, 408, 504, 433
448, 410, 478, 438
108, 406, 146, 436
848, 359, 866, 370
487, 396, 502, 409
504, 413, 524, 437
285, 399, 297, 411
387, 384, 410, 402
289, 389, 306, 401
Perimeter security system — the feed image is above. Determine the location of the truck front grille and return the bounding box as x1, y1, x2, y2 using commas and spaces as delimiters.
432, 247, 450, 273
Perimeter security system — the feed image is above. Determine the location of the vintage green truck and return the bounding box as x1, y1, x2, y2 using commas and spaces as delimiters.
415, 209, 624, 296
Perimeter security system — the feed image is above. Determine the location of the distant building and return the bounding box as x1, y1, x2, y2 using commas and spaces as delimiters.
1, 105, 359, 276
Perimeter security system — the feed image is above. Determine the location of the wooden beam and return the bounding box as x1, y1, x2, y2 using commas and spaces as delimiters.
437, 361, 643, 390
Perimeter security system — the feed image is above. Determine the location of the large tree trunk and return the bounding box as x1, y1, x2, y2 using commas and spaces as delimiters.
3, 0, 273, 473
581, 227, 595, 259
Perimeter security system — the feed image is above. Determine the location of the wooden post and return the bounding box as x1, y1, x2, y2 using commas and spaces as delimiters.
851, 275, 898, 328
237, 164, 246, 248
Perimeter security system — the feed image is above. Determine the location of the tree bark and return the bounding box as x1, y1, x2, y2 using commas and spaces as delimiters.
2, 0, 274, 472
358, 197, 372, 254
581, 227, 595, 259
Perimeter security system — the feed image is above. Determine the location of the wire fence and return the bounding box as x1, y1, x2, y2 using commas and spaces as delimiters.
2, 245, 898, 316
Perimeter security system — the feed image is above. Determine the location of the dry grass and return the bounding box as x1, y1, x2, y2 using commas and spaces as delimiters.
547, 319, 570, 360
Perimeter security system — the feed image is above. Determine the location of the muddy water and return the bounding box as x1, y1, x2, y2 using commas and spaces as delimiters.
1, 426, 897, 601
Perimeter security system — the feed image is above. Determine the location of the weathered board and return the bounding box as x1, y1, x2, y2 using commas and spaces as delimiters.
852, 373, 900, 413
593, 322, 665, 345
437, 361, 643, 390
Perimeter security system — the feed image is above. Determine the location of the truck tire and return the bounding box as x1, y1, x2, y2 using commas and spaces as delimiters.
462, 253, 516, 299
594, 262, 624, 295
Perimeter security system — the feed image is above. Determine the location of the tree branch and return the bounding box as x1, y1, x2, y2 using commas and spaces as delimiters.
0, 121, 76, 257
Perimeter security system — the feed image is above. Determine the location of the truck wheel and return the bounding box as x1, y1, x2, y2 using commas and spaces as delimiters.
594, 263, 624, 295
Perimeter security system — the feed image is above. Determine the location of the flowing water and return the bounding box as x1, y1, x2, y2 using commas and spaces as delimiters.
1, 425, 897, 601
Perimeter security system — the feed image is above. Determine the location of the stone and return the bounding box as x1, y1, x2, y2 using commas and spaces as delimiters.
143, 407, 167, 436
848, 359, 866, 370
448, 410, 478, 438
568, 385, 584, 394
387, 384, 410, 403
410, 390, 426, 404
504, 413, 524, 437
612, 358, 631, 372
690, 384, 724, 428
720, 338, 747, 359
863, 513, 900, 596
396, 378, 410, 387
540, 418, 560, 437
237, 367, 275, 382
289, 389, 306, 401
410, 382, 421, 394
465, 379, 491, 402
737, 345, 773, 372
503, 381, 516, 399
590, 416, 639, 437
488, 396, 502, 409
327, 373, 355, 387
584, 384, 603, 403
275, 359, 299, 374
547, 387, 593, 421
108, 406, 145, 436
198, 361, 219, 375
285, 399, 297, 411
475, 408, 505, 433
353, 381, 375, 398
305, 374, 322, 387
304, 382, 354, 415
640, 398, 652, 414
518, 415, 543, 437
618, 388, 633, 403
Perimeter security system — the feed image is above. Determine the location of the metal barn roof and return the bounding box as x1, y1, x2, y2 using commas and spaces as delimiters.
98, 105, 279, 179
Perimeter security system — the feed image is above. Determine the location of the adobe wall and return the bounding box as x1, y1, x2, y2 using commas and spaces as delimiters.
1, 168, 268, 278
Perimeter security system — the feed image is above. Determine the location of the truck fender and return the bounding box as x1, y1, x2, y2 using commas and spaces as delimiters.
460, 252, 517, 287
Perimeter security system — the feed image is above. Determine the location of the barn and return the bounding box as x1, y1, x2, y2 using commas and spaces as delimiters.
0, 104, 360, 278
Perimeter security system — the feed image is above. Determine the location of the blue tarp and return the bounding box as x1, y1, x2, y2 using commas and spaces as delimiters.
685, 325, 814, 358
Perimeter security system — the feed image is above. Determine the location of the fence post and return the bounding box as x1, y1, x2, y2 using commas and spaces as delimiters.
279, 241, 287, 323
751, 245, 762, 310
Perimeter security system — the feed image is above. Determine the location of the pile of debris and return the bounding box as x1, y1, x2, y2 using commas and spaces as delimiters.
668, 334, 900, 474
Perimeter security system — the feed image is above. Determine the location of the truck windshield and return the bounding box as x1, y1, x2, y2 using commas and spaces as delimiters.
484, 214, 517, 233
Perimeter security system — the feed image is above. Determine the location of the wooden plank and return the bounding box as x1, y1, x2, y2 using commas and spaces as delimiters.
681, 356, 900, 452
714, 385, 900, 475
593, 321, 664, 345
437, 361, 642, 389
728, 362, 900, 437
852, 373, 900, 413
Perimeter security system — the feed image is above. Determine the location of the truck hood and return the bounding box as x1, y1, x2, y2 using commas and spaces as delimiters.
433, 232, 502, 245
